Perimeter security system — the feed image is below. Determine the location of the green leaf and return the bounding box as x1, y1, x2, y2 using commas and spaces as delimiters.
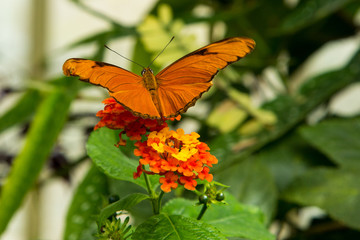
0, 87, 75, 235
281, 0, 353, 33
163, 195, 275, 240
0, 90, 42, 133
97, 193, 149, 231
86, 127, 158, 189
132, 213, 227, 240
282, 168, 360, 230
206, 194, 274, 240
217, 159, 278, 225
162, 198, 199, 217
63, 165, 108, 240
300, 117, 360, 169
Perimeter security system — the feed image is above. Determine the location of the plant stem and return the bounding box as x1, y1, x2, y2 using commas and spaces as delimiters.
197, 204, 208, 220
143, 171, 153, 195
157, 191, 165, 213
143, 172, 160, 215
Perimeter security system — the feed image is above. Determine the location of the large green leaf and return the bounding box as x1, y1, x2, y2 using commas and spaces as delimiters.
300, 117, 360, 169
162, 198, 199, 217
86, 127, 158, 189
205, 195, 274, 240
0, 86, 76, 235
282, 168, 360, 230
63, 165, 108, 240
132, 213, 227, 240
163, 195, 275, 240
216, 159, 277, 225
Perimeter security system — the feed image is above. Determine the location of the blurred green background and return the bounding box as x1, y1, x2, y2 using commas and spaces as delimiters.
1, 0, 360, 239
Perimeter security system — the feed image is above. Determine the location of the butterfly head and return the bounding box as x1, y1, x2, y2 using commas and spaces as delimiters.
141, 67, 157, 92
141, 67, 154, 76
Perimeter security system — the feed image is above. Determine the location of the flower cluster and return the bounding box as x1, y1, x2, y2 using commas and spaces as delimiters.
95, 97, 218, 193
133, 128, 218, 192
95, 98, 168, 146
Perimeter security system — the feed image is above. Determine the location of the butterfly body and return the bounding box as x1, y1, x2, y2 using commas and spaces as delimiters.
141, 67, 166, 118
63, 37, 255, 119
142, 68, 157, 91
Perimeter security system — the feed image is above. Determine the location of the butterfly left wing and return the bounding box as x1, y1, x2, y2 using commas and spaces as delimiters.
63, 58, 161, 118
155, 37, 255, 117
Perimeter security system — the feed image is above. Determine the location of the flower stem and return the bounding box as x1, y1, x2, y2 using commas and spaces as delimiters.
157, 191, 165, 212
197, 204, 208, 220
143, 172, 160, 215
143, 171, 153, 195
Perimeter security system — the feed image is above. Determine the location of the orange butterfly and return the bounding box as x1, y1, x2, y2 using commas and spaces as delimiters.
63, 37, 255, 119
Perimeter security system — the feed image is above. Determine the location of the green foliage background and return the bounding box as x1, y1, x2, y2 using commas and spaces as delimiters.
1, 0, 360, 239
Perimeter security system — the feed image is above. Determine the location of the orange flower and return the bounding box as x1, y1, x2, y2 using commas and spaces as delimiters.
133, 127, 218, 192
159, 172, 178, 193
179, 176, 197, 191
197, 166, 213, 182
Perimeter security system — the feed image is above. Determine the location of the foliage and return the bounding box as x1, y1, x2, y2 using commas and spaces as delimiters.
0, 0, 360, 239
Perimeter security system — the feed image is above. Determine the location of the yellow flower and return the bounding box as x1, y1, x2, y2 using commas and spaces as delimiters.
172, 147, 198, 161
151, 142, 165, 153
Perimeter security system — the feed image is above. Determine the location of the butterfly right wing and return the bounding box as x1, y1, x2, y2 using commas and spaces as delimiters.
63, 58, 161, 118
155, 37, 255, 117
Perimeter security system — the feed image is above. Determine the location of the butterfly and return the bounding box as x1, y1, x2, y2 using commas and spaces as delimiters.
63, 37, 255, 119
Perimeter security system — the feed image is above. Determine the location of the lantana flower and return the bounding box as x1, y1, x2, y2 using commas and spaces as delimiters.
94, 98, 168, 146
95, 97, 218, 193
133, 127, 217, 192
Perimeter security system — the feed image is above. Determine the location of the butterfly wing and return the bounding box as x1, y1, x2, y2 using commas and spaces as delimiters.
155, 37, 255, 117
63, 58, 161, 118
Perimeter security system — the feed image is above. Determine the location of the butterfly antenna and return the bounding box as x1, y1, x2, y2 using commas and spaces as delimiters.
104, 45, 145, 69
147, 36, 175, 68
